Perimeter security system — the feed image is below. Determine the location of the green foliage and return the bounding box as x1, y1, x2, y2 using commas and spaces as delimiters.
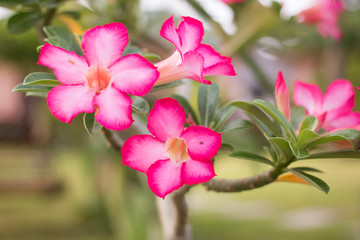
198, 83, 219, 126
171, 94, 200, 125
7, 11, 43, 34
287, 168, 330, 194
131, 96, 150, 115
221, 120, 252, 133
83, 113, 103, 137
230, 151, 274, 166
23, 72, 59, 86
44, 26, 83, 55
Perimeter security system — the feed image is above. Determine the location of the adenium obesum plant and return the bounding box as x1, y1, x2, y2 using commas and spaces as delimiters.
221, 0, 246, 4
275, 71, 360, 132
155, 16, 236, 85
122, 98, 221, 198
38, 23, 159, 131
296, 0, 344, 41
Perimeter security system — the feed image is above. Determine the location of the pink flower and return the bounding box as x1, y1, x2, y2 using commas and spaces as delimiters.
293, 79, 360, 131
155, 16, 236, 85
297, 0, 344, 41
275, 71, 290, 120
122, 98, 221, 198
38, 23, 159, 131
221, 0, 246, 4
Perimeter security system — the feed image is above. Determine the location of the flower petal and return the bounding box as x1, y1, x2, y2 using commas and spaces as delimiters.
203, 62, 236, 77
323, 112, 360, 131
93, 87, 133, 131
160, 16, 182, 53
110, 54, 159, 96
323, 79, 355, 120
293, 81, 323, 116
147, 98, 186, 142
122, 135, 167, 172
82, 23, 128, 68
275, 71, 290, 120
196, 44, 231, 69
47, 85, 94, 123
178, 16, 204, 53
181, 51, 209, 84
181, 126, 222, 161
38, 43, 88, 85
146, 159, 183, 198
181, 159, 215, 185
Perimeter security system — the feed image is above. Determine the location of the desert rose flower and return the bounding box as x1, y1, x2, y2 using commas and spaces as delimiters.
297, 0, 344, 41
155, 16, 236, 85
294, 79, 360, 131
275, 71, 290, 120
122, 98, 221, 198
38, 23, 159, 131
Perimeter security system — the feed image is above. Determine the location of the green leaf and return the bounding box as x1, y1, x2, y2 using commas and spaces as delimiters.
212, 104, 237, 132
44, 26, 83, 55
131, 96, 150, 115
287, 168, 329, 194
12, 83, 53, 93
290, 106, 305, 130
299, 115, 318, 132
252, 99, 296, 142
220, 143, 234, 151
307, 129, 360, 151
230, 101, 282, 137
290, 167, 323, 173
141, 52, 160, 61
23, 72, 59, 86
222, 120, 252, 133
151, 81, 184, 92
231, 151, 274, 166
83, 113, 103, 137
302, 150, 360, 160
122, 45, 142, 56
171, 94, 199, 125
267, 137, 293, 161
297, 129, 320, 150
198, 83, 219, 126
25, 92, 48, 98
7, 11, 42, 34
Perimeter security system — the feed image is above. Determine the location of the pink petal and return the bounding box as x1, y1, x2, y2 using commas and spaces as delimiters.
122, 135, 167, 172
181, 126, 222, 161
203, 62, 236, 77
323, 79, 355, 121
196, 44, 231, 69
38, 43, 88, 85
178, 16, 204, 53
324, 112, 360, 131
181, 159, 215, 185
160, 16, 182, 53
146, 159, 183, 198
82, 23, 128, 68
147, 98, 186, 142
93, 86, 133, 131
110, 54, 159, 96
293, 81, 323, 116
181, 51, 208, 84
275, 71, 290, 120
47, 85, 94, 123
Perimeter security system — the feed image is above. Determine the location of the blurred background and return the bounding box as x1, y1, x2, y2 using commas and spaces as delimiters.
1, 0, 360, 239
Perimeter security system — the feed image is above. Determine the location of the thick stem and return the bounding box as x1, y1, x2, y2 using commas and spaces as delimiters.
157, 185, 192, 240
203, 169, 277, 192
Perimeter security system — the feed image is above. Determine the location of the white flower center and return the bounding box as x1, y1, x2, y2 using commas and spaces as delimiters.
165, 137, 190, 164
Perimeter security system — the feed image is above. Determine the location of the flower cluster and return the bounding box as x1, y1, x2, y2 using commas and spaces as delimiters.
275, 71, 360, 132
38, 17, 232, 197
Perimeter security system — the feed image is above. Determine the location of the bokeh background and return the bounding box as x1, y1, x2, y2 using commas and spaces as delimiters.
1, 0, 360, 239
